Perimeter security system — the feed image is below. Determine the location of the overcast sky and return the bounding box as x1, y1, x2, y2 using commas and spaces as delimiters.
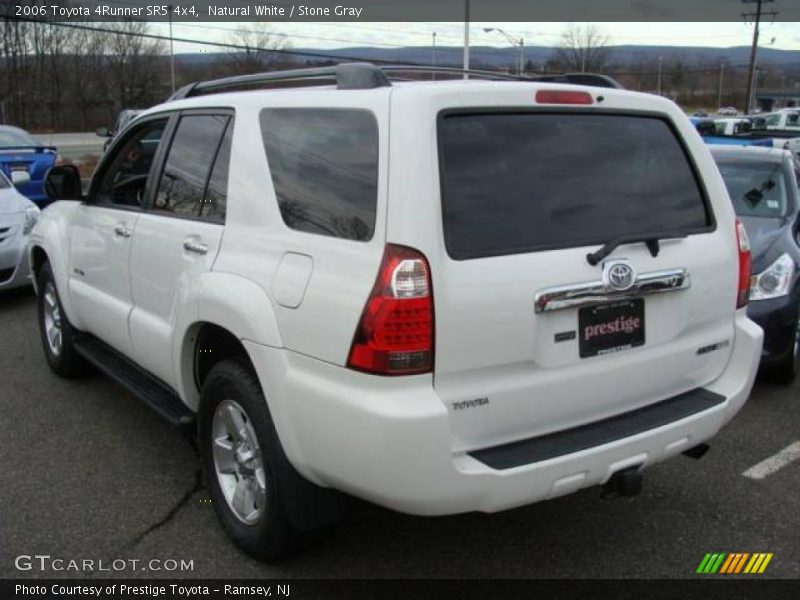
152, 21, 800, 53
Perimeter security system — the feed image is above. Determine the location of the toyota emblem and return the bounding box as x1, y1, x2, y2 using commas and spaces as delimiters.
603, 260, 636, 292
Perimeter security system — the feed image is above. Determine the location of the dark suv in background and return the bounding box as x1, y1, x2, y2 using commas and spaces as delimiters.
712, 146, 800, 382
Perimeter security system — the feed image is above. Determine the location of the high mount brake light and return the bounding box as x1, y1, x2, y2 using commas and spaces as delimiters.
347, 244, 434, 375
535, 90, 594, 105
735, 218, 752, 309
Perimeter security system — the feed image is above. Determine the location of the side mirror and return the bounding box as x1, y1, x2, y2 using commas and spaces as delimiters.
10, 170, 31, 186
44, 165, 83, 201
95, 127, 112, 138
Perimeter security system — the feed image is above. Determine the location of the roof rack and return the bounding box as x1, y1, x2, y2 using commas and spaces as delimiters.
378, 66, 623, 89
380, 65, 523, 81
169, 62, 622, 100
170, 62, 391, 100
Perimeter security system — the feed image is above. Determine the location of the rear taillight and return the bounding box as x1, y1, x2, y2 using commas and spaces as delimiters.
347, 244, 434, 375
736, 217, 752, 308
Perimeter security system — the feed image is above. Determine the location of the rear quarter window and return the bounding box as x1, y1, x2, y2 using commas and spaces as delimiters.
439, 112, 712, 259
260, 108, 378, 242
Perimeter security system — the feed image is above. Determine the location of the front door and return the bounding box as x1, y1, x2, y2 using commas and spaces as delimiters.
68, 116, 170, 355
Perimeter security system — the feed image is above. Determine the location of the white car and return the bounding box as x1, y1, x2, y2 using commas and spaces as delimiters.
28, 64, 763, 561
0, 171, 39, 291
756, 109, 800, 131
713, 117, 753, 136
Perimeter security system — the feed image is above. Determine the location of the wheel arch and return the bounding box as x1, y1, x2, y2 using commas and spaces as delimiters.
173, 271, 284, 411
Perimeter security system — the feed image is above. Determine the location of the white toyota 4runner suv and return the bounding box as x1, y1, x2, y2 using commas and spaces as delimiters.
29, 64, 762, 560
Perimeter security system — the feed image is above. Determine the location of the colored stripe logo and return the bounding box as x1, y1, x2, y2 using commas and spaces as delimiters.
697, 552, 773, 574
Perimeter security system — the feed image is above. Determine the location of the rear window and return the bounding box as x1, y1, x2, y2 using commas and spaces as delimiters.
261, 108, 378, 242
0, 127, 39, 148
716, 160, 789, 218
439, 113, 712, 260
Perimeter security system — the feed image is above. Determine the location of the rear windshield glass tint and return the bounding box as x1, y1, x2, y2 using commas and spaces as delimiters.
439, 113, 711, 259
261, 108, 378, 242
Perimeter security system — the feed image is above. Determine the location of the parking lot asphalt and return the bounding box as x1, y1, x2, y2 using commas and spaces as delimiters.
1, 286, 798, 579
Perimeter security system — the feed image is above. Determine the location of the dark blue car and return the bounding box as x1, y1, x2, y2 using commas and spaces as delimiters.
0, 125, 58, 206
711, 145, 800, 382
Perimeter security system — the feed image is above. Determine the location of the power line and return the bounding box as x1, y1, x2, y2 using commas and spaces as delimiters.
6, 16, 436, 66
3, 15, 788, 82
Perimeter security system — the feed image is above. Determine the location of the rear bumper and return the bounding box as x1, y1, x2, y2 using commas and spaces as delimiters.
245, 313, 762, 516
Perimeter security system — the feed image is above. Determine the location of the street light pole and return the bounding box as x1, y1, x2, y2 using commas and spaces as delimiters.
463, 0, 470, 79
484, 27, 524, 76
432, 31, 437, 80
657, 56, 663, 95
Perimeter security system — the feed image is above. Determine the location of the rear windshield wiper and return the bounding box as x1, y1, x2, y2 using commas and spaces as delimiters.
586, 230, 689, 266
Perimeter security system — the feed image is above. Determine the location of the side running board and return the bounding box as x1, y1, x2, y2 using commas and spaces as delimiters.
73, 334, 195, 428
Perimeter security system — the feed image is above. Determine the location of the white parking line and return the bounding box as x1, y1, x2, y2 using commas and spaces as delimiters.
742, 441, 800, 480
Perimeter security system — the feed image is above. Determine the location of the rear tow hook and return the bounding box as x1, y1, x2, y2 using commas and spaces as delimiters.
601, 466, 643, 499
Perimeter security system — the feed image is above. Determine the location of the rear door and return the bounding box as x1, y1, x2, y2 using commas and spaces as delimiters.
400, 103, 738, 453
128, 111, 232, 387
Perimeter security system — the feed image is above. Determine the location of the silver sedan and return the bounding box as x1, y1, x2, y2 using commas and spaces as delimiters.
0, 171, 40, 291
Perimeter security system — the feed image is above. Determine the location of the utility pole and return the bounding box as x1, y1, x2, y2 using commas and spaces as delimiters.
518, 38, 525, 76
742, 0, 777, 114
463, 0, 470, 79
751, 66, 760, 112
168, 5, 176, 94
717, 62, 724, 108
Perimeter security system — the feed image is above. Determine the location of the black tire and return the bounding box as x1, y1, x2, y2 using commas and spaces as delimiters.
198, 360, 300, 561
36, 262, 89, 378
769, 314, 800, 385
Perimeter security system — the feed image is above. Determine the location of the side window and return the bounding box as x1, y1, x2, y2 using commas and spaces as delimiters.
154, 114, 230, 219
200, 120, 233, 223
260, 108, 378, 242
94, 119, 167, 208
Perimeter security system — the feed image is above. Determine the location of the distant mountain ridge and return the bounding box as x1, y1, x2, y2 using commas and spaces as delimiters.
176, 45, 800, 69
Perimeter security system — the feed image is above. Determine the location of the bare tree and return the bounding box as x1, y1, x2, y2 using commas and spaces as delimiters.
103, 21, 166, 110
552, 24, 613, 73
224, 26, 292, 75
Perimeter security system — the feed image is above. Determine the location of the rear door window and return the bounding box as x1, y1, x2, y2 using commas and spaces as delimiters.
260, 108, 378, 242
439, 113, 712, 259
154, 114, 231, 220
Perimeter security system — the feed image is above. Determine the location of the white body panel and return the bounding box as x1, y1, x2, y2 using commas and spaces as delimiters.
67, 205, 138, 355
28, 79, 764, 516
129, 213, 223, 388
